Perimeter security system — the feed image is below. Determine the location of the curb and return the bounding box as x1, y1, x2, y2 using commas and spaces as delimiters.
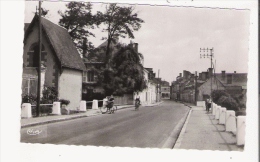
21, 105, 135, 128
161, 108, 191, 148
21, 102, 163, 128
21, 111, 101, 128
144, 101, 164, 107
116, 105, 135, 110
173, 108, 193, 149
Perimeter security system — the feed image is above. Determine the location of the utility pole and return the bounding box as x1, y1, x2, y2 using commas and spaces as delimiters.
157, 69, 160, 102
36, 1, 42, 117
200, 47, 214, 97
194, 71, 197, 104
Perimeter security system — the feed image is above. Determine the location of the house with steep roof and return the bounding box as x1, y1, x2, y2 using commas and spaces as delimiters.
83, 39, 158, 105
22, 14, 86, 110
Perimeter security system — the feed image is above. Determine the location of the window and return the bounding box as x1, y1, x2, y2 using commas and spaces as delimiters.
87, 71, 95, 82
83, 71, 87, 82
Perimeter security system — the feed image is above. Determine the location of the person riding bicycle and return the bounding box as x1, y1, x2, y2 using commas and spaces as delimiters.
107, 95, 114, 113
135, 96, 141, 110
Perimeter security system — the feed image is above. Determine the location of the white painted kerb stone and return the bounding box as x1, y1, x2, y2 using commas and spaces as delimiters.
21, 103, 32, 118
92, 100, 98, 109
215, 106, 220, 120
212, 103, 216, 115
219, 108, 226, 124
103, 98, 108, 108
79, 100, 87, 112
225, 110, 236, 133
52, 102, 61, 115
237, 116, 246, 146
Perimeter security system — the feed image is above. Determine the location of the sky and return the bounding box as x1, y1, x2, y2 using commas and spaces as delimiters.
24, 1, 250, 83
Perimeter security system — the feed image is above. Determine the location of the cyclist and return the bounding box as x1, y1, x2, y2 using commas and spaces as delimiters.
107, 95, 115, 113
135, 96, 141, 110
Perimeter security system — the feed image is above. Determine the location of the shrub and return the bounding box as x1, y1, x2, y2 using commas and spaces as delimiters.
59, 99, 70, 106
40, 105, 52, 115
22, 94, 37, 105
211, 90, 229, 104
41, 86, 58, 104
217, 95, 239, 111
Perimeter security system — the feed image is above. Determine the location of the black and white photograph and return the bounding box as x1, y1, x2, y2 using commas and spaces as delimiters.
0, 0, 258, 162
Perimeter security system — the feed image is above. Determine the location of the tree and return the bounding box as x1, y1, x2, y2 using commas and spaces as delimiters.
98, 43, 147, 96
33, 7, 49, 17
101, 3, 144, 68
58, 2, 101, 57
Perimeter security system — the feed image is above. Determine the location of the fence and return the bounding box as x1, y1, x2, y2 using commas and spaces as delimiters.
210, 102, 246, 146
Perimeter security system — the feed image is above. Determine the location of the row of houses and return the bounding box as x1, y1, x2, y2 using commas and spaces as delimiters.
170, 68, 247, 107
22, 14, 163, 110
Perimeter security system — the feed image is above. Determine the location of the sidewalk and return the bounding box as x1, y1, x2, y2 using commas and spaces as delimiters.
21, 102, 163, 128
174, 105, 244, 151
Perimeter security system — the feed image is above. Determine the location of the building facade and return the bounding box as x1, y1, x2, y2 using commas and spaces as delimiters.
23, 14, 86, 110
171, 68, 247, 108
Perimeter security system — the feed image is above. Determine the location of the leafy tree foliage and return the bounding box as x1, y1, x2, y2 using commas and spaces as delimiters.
211, 90, 239, 111
101, 3, 144, 67
33, 7, 49, 17
97, 44, 147, 96
58, 2, 101, 57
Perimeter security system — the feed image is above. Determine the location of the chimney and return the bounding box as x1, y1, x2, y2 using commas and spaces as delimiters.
179, 73, 182, 77
202, 72, 207, 81
133, 43, 138, 53
208, 68, 213, 78
222, 71, 225, 78
183, 70, 189, 79
234, 71, 236, 73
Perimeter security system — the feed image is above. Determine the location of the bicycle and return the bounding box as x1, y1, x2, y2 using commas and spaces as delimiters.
135, 100, 141, 111
100, 103, 117, 114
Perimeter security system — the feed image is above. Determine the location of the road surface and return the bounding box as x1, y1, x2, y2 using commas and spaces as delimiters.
21, 100, 190, 148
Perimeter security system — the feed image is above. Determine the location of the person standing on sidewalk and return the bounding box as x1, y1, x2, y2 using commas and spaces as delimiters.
206, 97, 212, 112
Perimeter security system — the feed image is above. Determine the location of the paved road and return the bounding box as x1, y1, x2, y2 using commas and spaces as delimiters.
21, 100, 190, 148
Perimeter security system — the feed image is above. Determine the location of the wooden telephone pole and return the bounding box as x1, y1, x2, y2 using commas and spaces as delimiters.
36, 1, 42, 117
200, 47, 214, 97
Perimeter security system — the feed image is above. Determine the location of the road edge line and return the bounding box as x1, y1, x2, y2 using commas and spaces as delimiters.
173, 108, 193, 149
161, 107, 191, 149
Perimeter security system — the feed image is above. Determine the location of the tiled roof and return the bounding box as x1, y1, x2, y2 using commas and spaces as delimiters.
25, 15, 86, 71
215, 73, 247, 87
90, 39, 120, 62
24, 23, 30, 32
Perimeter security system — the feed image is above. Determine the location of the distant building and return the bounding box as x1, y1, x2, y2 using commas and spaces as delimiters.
134, 68, 157, 105
161, 81, 170, 99
171, 68, 247, 108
